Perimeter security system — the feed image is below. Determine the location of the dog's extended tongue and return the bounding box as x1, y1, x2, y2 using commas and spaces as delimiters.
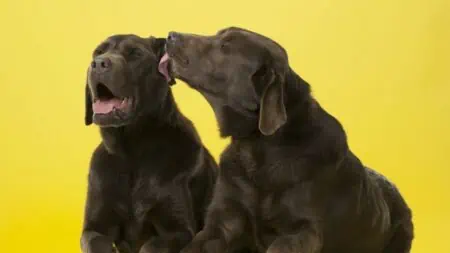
92, 99, 122, 114
158, 53, 171, 82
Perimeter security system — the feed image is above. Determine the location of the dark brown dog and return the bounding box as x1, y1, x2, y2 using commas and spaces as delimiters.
81, 34, 218, 253
159, 27, 414, 253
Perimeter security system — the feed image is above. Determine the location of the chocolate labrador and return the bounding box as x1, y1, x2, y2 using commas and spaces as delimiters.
159, 27, 414, 253
81, 34, 218, 253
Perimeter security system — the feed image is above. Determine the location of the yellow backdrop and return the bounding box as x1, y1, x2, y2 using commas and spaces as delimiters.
1, 0, 449, 252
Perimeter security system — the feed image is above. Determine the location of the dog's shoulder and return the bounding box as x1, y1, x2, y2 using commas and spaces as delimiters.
176, 113, 219, 178
89, 143, 119, 171
219, 140, 242, 163
133, 109, 217, 182
175, 112, 204, 145
87, 143, 128, 186
218, 140, 256, 178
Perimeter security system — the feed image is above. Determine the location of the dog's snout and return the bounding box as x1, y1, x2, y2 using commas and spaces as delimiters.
91, 57, 112, 73
168, 32, 182, 43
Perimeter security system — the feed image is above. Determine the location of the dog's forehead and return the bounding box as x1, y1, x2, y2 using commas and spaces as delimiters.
104, 35, 147, 49
217, 28, 250, 40
217, 26, 243, 35
219, 29, 288, 61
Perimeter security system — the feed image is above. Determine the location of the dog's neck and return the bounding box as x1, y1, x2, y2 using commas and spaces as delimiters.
99, 90, 181, 156
277, 68, 320, 136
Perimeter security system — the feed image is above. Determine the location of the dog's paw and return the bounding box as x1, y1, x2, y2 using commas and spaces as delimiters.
180, 242, 204, 253
266, 236, 297, 253
138, 240, 169, 253
266, 233, 321, 253
202, 239, 225, 253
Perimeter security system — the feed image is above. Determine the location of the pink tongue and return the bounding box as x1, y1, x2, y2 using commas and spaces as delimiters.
92, 99, 123, 114
158, 53, 171, 82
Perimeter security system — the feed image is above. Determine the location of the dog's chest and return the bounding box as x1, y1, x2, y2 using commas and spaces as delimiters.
235, 143, 315, 228
131, 176, 160, 219
127, 162, 173, 224
237, 142, 308, 189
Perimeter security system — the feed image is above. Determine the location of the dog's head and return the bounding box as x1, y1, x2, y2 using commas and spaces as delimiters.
85, 34, 170, 127
160, 27, 289, 136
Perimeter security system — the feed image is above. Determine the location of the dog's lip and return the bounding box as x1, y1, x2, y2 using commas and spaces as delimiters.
164, 58, 219, 97
165, 45, 189, 66
169, 52, 189, 66
92, 97, 132, 115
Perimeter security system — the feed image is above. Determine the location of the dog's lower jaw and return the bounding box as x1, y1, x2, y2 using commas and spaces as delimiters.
93, 110, 134, 128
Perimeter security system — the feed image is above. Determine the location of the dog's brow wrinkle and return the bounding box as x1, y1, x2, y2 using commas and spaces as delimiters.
106, 39, 116, 49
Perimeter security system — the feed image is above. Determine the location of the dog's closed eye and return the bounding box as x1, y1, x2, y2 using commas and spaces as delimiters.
128, 47, 144, 59
93, 49, 104, 57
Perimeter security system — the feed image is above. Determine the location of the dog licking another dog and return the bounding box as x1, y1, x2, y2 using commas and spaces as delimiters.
82, 29, 413, 253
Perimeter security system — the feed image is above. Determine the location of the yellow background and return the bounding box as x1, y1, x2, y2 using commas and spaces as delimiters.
1, 0, 449, 252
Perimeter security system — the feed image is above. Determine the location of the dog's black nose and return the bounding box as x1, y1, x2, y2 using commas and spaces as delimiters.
91, 57, 111, 73
168, 32, 181, 43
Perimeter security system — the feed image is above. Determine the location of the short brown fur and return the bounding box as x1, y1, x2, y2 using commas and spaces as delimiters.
163, 27, 414, 253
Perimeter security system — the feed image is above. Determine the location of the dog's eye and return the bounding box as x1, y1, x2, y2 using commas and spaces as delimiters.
129, 48, 144, 58
93, 49, 104, 56
220, 43, 231, 53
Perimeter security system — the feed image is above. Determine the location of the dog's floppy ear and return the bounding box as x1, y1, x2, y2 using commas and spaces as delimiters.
254, 64, 287, 135
149, 36, 166, 60
85, 82, 93, 126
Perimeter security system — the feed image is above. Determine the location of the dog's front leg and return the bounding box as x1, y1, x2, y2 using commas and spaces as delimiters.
81, 147, 128, 253
138, 177, 200, 253
181, 175, 257, 253
81, 230, 116, 253
139, 231, 193, 253
181, 230, 227, 253
266, 225, 322, 253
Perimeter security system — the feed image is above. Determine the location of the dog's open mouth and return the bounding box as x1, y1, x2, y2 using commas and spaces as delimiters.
92, 83, 132, 114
